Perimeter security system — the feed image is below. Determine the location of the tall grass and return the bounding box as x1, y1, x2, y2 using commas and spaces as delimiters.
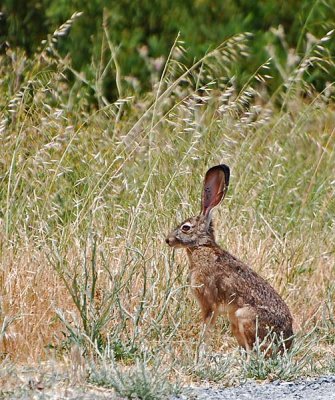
0, 14, 334, 391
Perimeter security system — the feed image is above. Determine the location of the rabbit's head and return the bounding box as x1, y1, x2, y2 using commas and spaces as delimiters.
166, 165, 230, 249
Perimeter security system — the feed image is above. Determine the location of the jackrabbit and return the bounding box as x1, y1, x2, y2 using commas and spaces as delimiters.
166, 164, 293, 351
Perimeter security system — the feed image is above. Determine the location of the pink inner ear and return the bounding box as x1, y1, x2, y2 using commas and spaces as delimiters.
201, 166, 228, 216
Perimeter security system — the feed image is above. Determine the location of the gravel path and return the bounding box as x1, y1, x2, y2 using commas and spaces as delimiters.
184, 375, 335, 400
3, 375, 335, 399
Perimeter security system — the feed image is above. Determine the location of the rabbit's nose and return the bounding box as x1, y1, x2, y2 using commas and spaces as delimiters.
165, 238, 171, 245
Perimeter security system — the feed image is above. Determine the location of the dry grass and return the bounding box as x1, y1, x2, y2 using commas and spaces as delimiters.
0, 18, 334, 395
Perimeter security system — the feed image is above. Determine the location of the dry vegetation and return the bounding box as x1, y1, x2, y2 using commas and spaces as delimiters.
0, 17, 334, 398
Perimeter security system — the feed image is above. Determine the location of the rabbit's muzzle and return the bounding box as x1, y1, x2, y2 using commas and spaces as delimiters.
165, 235, 184, 248
165, 236, 176, 246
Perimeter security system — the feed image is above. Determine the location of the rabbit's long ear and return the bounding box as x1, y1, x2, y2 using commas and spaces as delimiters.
201, 164, 230, 217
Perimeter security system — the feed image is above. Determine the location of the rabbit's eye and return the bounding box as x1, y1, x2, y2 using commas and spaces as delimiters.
181, 224, 191, 232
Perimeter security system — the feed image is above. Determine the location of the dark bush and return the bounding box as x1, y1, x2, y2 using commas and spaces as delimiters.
1, 0, 334, 100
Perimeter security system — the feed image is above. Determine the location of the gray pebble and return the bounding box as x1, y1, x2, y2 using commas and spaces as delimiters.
180, 375, 335, 400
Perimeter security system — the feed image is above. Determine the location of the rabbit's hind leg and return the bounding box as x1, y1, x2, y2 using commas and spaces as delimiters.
232, 306, 256, 351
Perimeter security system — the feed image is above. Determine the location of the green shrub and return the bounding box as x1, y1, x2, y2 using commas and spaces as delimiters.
1, 0, 334, 100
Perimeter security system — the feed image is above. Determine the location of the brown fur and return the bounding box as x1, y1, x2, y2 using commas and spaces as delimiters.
166, 165, 293, 351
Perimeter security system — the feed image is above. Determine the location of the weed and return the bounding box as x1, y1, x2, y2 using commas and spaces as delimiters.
193, 353, 235, 383
89, 357, 181, 400
240, 330, 319, 381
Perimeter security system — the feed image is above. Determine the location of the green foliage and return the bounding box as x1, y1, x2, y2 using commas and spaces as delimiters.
1, 0, 335, 100
194, 353, 234, 383
318, 284, 335, 345
89, 358, 181, 399
240, 331, 318, 381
